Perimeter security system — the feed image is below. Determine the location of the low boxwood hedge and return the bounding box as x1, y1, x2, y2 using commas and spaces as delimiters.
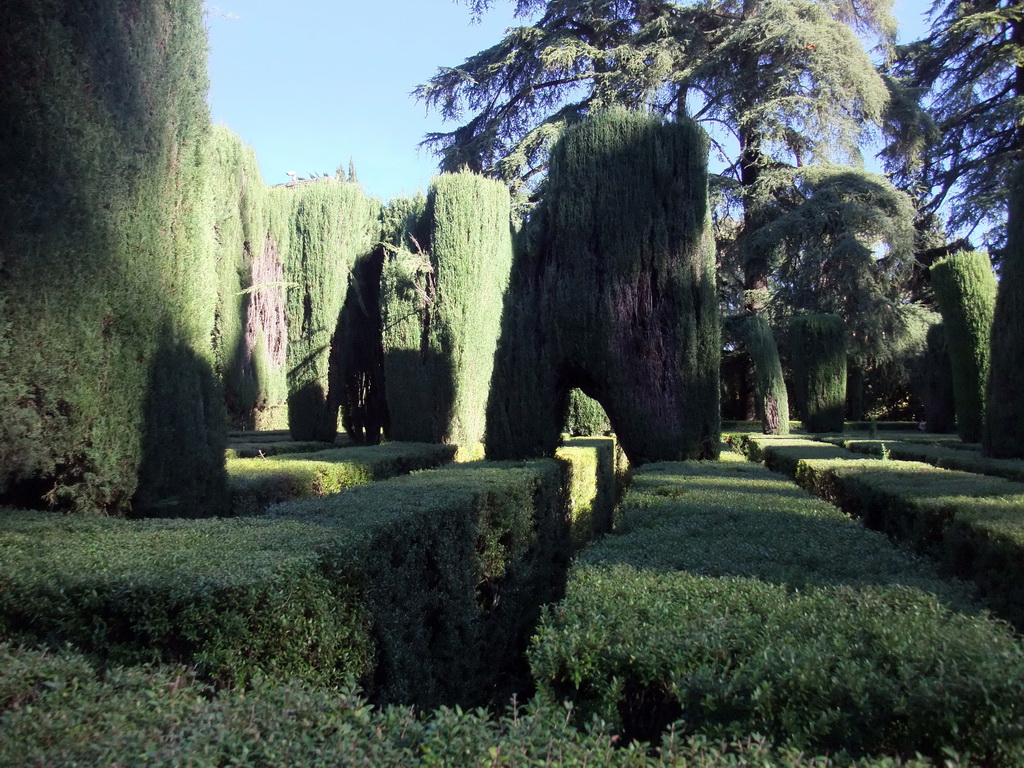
822, 437, 1024, 483
0, 439, 616, 709
529, 459, 1024, 763
227, 442, 457, 515
734, 434, 1024, 630
0, 642, 944, 767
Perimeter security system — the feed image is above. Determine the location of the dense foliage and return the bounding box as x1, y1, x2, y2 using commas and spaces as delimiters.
739, 315, 789, 434
286, 183, 381, 442
487, 109, 720, 463
985, 163, 1024, 457
381, 173, 514, 452
0, 0, 226, 515
789, 314, 847, 432
930, 250, 997, 442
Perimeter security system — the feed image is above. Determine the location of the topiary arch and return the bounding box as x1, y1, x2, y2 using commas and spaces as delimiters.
486, 109, 720, 465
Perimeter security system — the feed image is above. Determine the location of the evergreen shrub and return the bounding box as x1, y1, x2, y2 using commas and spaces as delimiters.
563, 389, 611, 436
0, 0, 226, 515
227, 442, 457, 515
0, 643, 946, 767
530, 461, 1024, 762
286, 182, 380, 442
930, 251, 997, 442
487, 109, 720, 464
736, 434, 1024, 631
740, 315, 790, 435
381, 174, 514, 450
789, 314, 847, 432
0, 439, 614, 707
984, 164, 1024, 456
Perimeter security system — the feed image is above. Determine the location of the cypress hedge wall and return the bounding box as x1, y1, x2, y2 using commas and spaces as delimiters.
285, 182, 380, 442
919, 321, 957, 433
984, 164, 1024, 457
0, 0, 227, 515
381, 174, 514, 452
204, 127, 290, 431
931, 250, 997, 443
740, 315, 790, 435
789, 314, 847, 433
486, 109, 720, 464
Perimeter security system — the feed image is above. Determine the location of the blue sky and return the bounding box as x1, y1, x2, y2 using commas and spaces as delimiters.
205, 1, 932, 202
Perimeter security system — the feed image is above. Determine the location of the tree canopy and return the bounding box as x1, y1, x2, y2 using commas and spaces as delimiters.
883, 0, 1022, 253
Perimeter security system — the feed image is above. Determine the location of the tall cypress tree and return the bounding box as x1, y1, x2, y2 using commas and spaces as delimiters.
984, 164, 1024, 456
0, 0, 226, 515
487, 109, 720, 463
285, 182, 380, 442
740, 315, 790, 435
790, 314, 847, 433
381, 173, 514, 451
931, 250, 996, 443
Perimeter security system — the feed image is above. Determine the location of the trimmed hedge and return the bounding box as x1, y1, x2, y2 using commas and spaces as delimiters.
822, 437, 1024, 483
930, 251, 997, 443
0, 0, 226, 515
0, 644, 948, 767
985, 163, 1024, 457
530, 459, 1024, 763
0, 438, 615, 709
734, 434, 1024, 631
227, 442, 458, 515
789, 314, 847, 433
381, 173, 514, 450
486, 109, 720, 464
740, 315, 789, 435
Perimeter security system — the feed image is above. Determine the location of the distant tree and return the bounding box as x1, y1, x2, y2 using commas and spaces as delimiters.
740, 315, 789, 435
417, 0, 896, 302
348, 157, 359, 184
790, 314, 847, 433
930, 250, 997, 443
984, 163, 1024, 456
883, 0, 1023, 253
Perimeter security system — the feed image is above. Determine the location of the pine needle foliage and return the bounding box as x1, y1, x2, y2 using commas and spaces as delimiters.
487, 109, 720, 463
0, 0, 226, 515
740, 315, 790, 435
381, 174, 514, 449
789, 314, 847, 433
985, 165, 1024, 456
931, 250, 997, 443
884, 0, 1023, 252
285, 182, 380, 442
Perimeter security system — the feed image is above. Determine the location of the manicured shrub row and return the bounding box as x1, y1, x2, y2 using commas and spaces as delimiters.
820, 437, 1024, 483
0, 644, 946, 767
734, 434, 1024, 630
226, 442, 458, 515
225, 441, 335, 459
555, 437, 619, 549
528, 458, 1024, 763
0, 439, 615, 709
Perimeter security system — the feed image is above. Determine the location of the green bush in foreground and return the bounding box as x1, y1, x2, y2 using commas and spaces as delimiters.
0, 440, 613, 709
530, 460, 1024, 763
0, 644, 945, 767
930, 251, 996, 443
